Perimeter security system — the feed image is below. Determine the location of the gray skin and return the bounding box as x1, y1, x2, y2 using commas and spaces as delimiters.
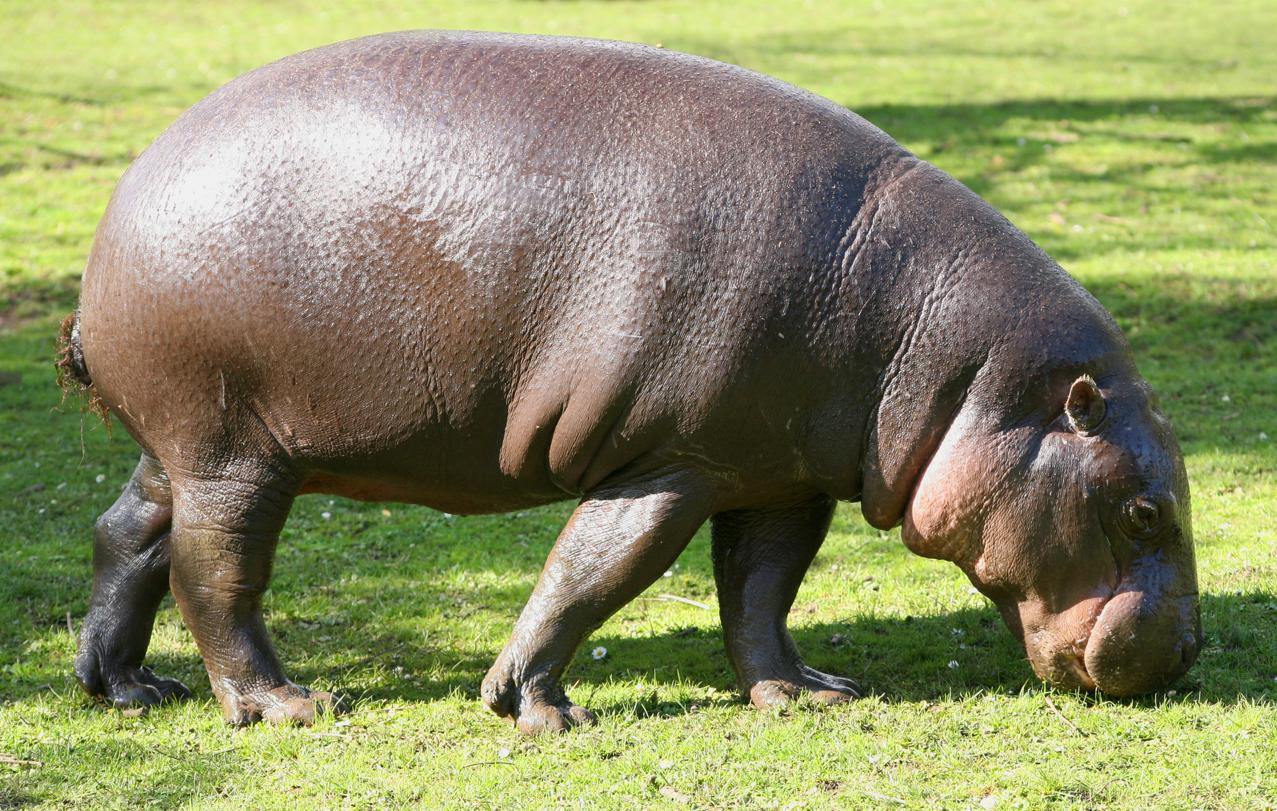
66, 31, 1201, 733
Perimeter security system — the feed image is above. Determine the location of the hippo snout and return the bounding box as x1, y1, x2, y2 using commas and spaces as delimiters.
1081, 591, 1201, 697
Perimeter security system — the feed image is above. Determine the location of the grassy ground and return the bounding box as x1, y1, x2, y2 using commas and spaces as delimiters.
1, 1, 1275, 808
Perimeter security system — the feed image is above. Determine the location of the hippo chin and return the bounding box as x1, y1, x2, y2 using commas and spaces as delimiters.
61, 31, 1200, 732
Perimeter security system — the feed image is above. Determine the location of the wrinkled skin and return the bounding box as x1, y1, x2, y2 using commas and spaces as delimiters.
66, 32, 1200, 732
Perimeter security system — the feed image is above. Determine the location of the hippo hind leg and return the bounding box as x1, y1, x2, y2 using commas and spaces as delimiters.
712, 496, 861, 708
75, 453, 192, 708
166, 463, 343, 725
482, 468, 715, 734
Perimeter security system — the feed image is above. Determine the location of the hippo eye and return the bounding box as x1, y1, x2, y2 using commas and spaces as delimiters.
1065, 375, 1106, 435
1120, 496, 1161, 538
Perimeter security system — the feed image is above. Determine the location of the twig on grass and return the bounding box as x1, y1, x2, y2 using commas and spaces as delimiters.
66, 611, 75, 638
152, 745, 238, 761
638, 594, 712, 610
858, 789, 906, 805
462, 760, 516, 769
0, 754, 43, 767
1044, 693, 1088, 737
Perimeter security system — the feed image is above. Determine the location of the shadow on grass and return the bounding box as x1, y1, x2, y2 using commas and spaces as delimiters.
193, 588, 1277, 715
0, 787, 43, 809
0, 80, 108, 107
671, 27, 1270, 70
574, 606, 1029, 714
845, 94, 1275, 261
1081, 277, 1277, 453
14, 590, 1270, 712
578, 589, 1277, 713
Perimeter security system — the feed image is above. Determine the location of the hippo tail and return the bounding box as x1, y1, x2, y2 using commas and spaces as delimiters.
57, 309, 110, 426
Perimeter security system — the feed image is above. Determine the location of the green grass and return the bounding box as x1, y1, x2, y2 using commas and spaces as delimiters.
2, 1, 1275, 808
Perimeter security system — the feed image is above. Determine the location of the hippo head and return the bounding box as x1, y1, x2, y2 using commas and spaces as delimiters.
899, 366, 1201, 696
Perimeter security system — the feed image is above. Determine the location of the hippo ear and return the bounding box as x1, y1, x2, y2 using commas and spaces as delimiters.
1065, 375, 1106, 434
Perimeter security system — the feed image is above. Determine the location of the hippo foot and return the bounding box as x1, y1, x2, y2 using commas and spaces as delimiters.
217, 682, 347, 726
481, 669, 597, 735
512, 699, 597, 735
75, 650, 192, 709
747, 666, 861, 709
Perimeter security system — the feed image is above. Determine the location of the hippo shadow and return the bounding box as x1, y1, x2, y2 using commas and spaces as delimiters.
572, 607, 1032, 717
5, 549, 1271, 715
589, 590, 1277, 713
202, 602, 1030, 719
233, 590, 1277, 718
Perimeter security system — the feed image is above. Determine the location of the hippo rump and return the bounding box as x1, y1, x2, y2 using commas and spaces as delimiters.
61, 31, 1201, 733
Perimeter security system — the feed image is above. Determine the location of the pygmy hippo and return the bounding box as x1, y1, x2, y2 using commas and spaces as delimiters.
61, 31, 1201, 733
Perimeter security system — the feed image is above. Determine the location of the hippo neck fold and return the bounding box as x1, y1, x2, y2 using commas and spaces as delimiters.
831, 158, 1128, 536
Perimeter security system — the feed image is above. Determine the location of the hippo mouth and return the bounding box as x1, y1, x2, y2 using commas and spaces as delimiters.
1026, 584, 1195, 699
1046, 530, 1130, 693
1082, 589, 1201, 697
1057, 595, 1110, 691
1037, 585, 1201, 697
1059, 645, 1100, 692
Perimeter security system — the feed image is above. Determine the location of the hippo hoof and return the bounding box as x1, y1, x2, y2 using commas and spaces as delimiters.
219, 683, 347, 727
75, 652, 192, 709
481, 668, 596, 735
747, 667, 861, 709
106, 668, 192, 709
513, 700, 597, 735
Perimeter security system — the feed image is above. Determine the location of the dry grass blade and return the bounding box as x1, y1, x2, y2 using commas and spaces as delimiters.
1044, 694, 1088, 737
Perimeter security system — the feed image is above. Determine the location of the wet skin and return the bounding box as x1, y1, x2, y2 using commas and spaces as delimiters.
66, 31, 1200, 732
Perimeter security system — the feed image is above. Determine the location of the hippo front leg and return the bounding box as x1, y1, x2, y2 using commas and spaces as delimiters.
482, 469, 715, 734
712, 496, 861, 708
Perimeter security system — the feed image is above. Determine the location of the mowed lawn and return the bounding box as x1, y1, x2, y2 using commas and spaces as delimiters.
1, 1, 1275, 808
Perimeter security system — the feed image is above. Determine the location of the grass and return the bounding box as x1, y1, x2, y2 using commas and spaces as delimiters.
1, 0, 1275, 808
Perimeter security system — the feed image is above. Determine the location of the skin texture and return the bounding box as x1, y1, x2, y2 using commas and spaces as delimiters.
66, 31, 1201, 731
